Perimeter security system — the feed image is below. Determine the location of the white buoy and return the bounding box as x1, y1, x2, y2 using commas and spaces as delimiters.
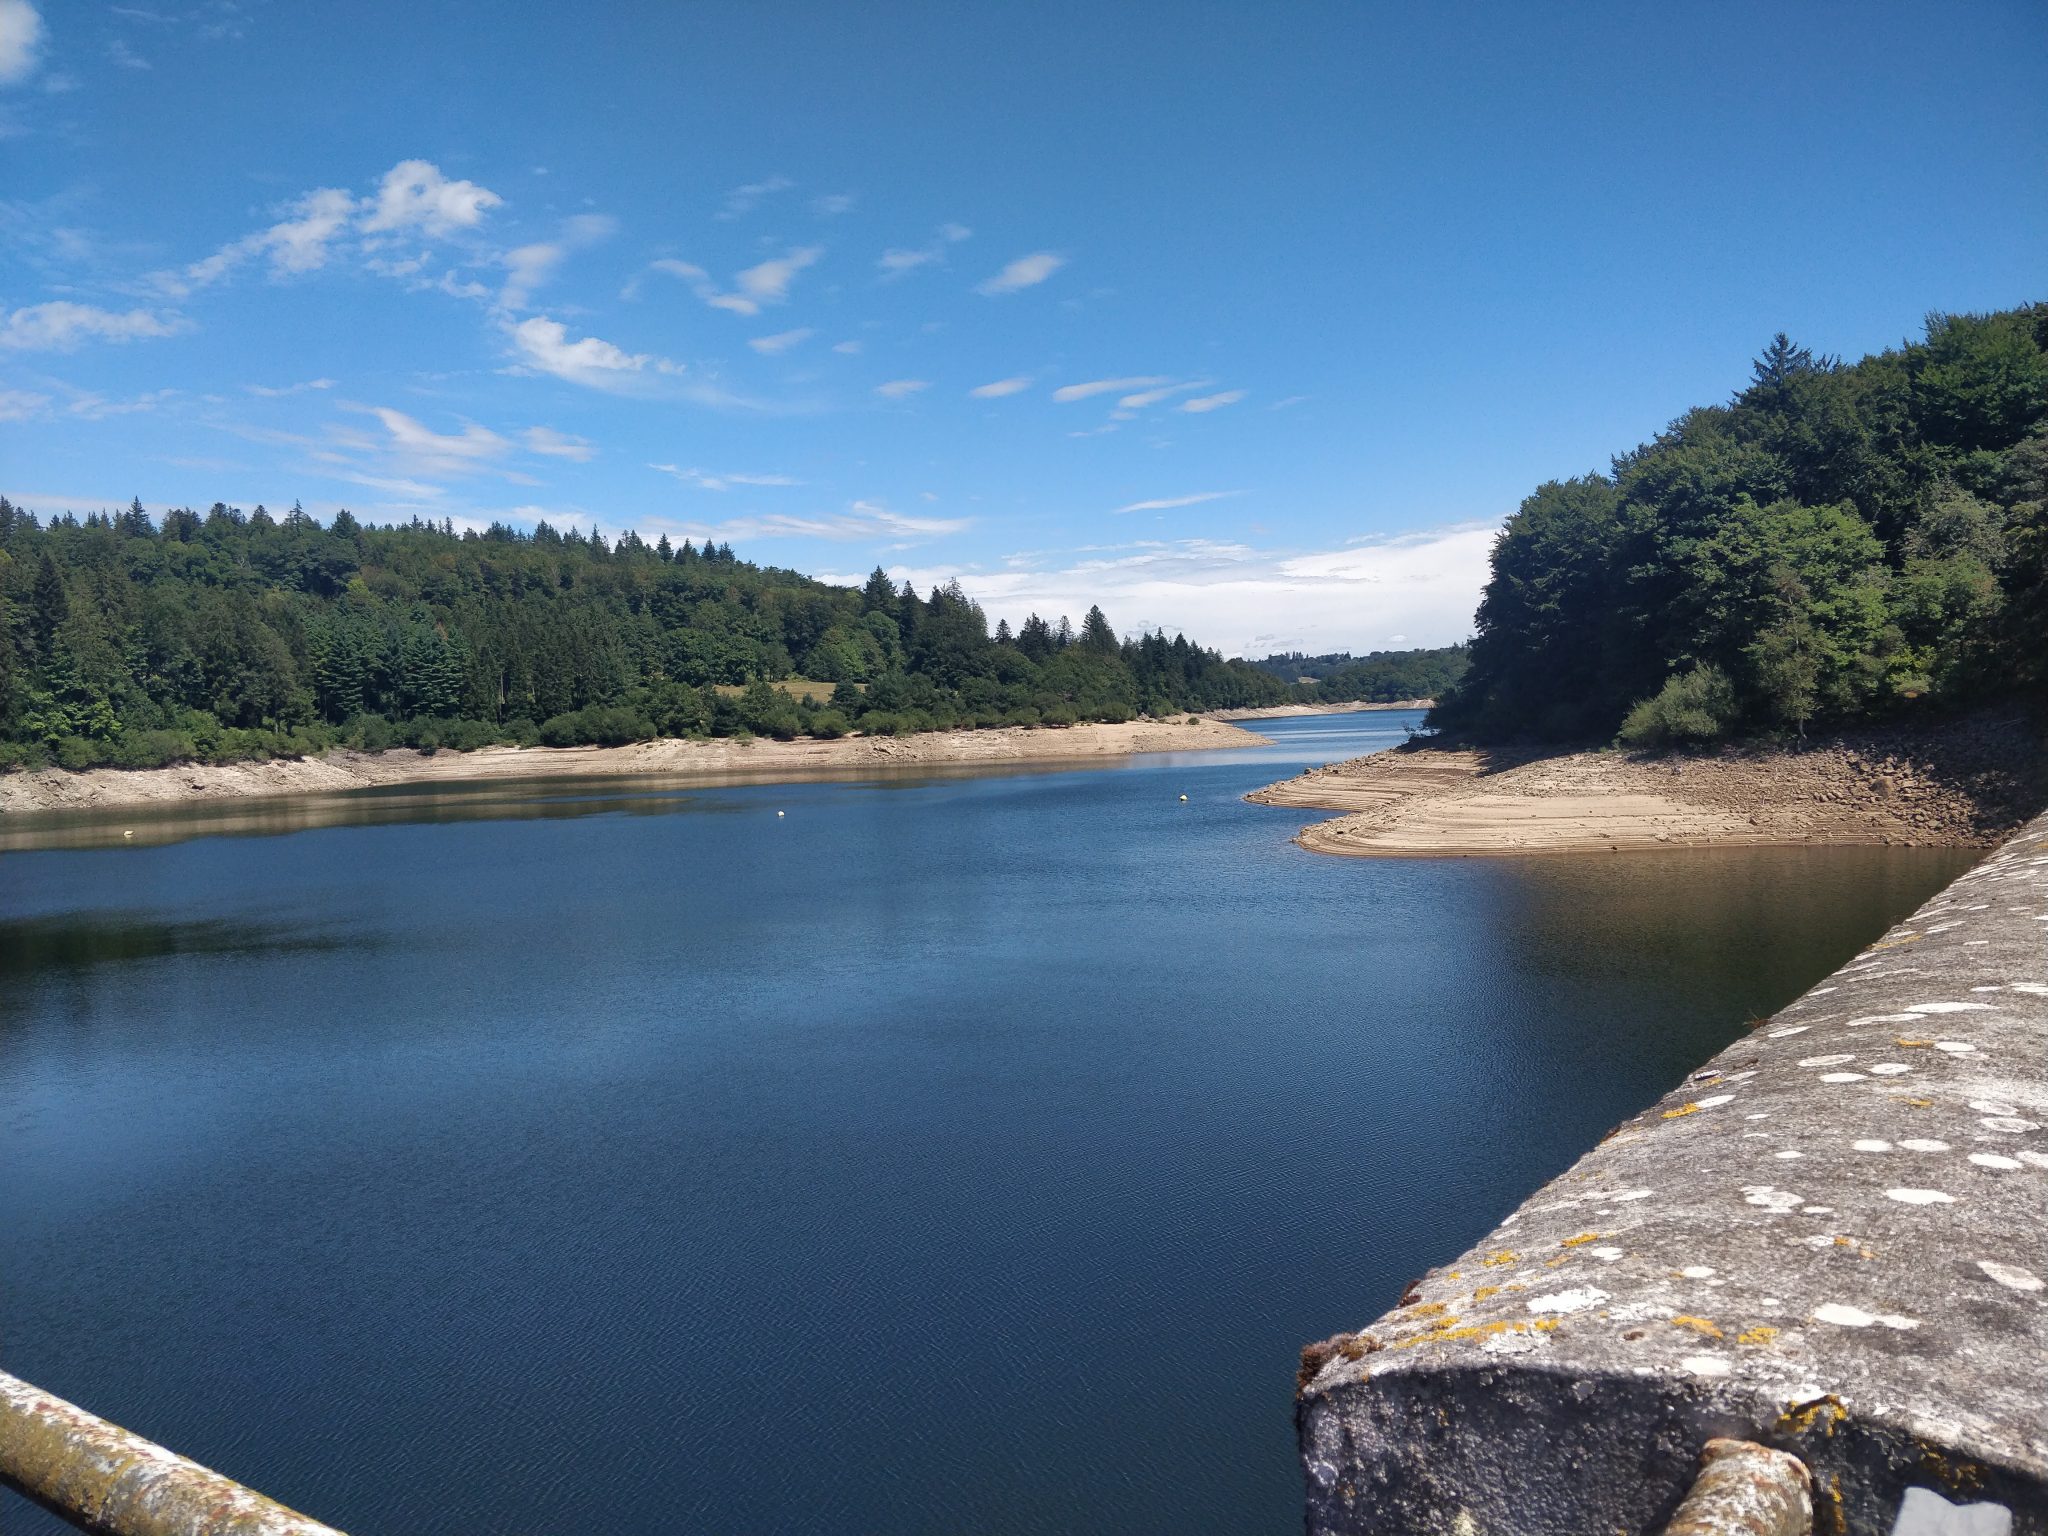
1178, 794, 1188, 802
776, 810, 786, 818
122, 829, 135, 838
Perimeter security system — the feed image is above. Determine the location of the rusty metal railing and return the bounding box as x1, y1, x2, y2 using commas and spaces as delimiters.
0, 1369, 346, 1536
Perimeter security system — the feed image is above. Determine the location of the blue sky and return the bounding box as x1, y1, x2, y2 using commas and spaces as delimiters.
2, 1, 2042, 655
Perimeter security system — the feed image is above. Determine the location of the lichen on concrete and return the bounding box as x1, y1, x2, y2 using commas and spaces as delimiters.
1297, 813, 2048, 1536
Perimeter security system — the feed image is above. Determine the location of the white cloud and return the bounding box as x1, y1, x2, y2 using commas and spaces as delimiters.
1118, 382, 1204, 409
498, 213, 614, 311
735, 245, 822, 305
976, 251, 1064, 296
878, 522, 1495, 655
716, 175, 792, 220
66, 387, 176, 419
106, 37, 150, 70
1115, 491, 1240, 514
875, 378, 929, 399
748, 327, 814, 355
0, 385, 50, 419
370, 406, 510, 475
163, 186, 358, 293
523, 426, 595, 461
1, 300, 189, 350
1051, 375, 1168, 403
832, 340, 862, 355
878, 222, 972, 279
361, 160, 502, 238
653, 498, 968, 544
508, 315, 681, 391
1179, 389, 1246, 413
1269, 394, 1309, 410
0, 0, 46, 86
244, 378, 338, 397
969, 376, 1032, 399
811, 192, 856, 216
650, 464, 803, 491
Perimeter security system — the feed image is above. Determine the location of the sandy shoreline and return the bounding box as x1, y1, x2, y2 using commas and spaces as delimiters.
1249, 714, 2045, 858
1210, 700, 1430, 720
0, 717, 1271, 819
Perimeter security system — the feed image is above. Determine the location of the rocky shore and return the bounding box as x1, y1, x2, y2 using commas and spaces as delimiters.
1250, 710, 2047, 857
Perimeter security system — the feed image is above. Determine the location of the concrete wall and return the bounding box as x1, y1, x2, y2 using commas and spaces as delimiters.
1297, 812, 2048, 1536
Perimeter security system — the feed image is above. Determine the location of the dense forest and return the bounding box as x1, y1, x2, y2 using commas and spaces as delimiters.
1431, 304, 2048, 746
0, 499, 1329, 770
1254, 645, 1468, 703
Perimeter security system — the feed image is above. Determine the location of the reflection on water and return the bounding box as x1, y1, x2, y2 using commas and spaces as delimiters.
0, 712, 1979, 1536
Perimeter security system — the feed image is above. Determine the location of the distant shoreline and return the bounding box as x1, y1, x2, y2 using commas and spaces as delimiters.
1210, 700, 1431, 720
1248, 713, 2045, 858
0, 717, 1273, 821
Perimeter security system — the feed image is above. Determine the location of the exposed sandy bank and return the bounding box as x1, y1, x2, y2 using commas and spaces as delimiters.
0, 717, 1270, 817
1209, 700, 1431, 720
1248, 713, 2046, 857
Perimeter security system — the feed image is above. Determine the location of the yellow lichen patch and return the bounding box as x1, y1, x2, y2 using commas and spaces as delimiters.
1662, 1103, 1702, 1118
1560, 1232, 1602, 1247
1777, 1394, 1849, 1438
1472, 1285, 1500, 1302
1543, 1256, 1569, 1268
1737, 1325, 1779, 1347
1868, 934, 1921, 951
1445, 1271, 1462, 1281
1404, 1300, 1450, 1318
1482, 1250, 1518, 1267
1895, 1039, 1935, 1048
1917, 1444, 1986, 1495
1833, 1236, 1853, 1247
1670, 1315, 1723, 1339
1900, 1098, 1933, 1108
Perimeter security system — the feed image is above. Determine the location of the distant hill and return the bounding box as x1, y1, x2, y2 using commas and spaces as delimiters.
1250, 645, 1469, 703
0, 503, 1294, 770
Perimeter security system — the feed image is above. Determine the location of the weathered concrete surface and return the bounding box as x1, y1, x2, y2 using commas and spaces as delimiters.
0, 1369, 346, 1535
1298, 812, 2048, 1536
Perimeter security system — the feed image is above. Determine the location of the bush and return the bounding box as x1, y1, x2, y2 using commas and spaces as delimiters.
1617, 665, 1739, 749
806, 710, 851, 739
55, 735, 100, 770
1002, 706, 1041, 728
110, 729, 199, 769
349, 714, 397, 752
1040, 704, 1078, 727
539, 705, 655, 747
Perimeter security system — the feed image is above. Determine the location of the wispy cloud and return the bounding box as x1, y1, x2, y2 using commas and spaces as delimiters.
874, 378, 929, 399
976, 251, 1064, 296
361, 159, 502, 239
653, 498, 968, 545
735, 245, 822, 306
969, 376, 1033, 398
810, 192, 857, 216
523, 425, 595, 461
1051, 375, 1168, 403
1, 300, 189, 350
1179, 389, 1246, 413
245, 378, 337, 398
649, 464, 803, 491
506, 315, 683, 391
367, 406, 511, 477
106, 37, 151, 71
748, 327, 815, 355
878, 222, 972, 279
0, 386, 50, 420
1115, 491, 1241, 514
716, 175, 792, 220
498, 213, 616, 311
0, 0, 46, 85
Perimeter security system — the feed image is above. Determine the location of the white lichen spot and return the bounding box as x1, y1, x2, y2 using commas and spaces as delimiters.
1681, 1354, 1732, 1378
2010, 982, 2048, 996
1981, 1117, 2040, 1134
1968, 1153, 2022, 1171
1977, 1260, 2044, 1293
1969, 1099, 2018, 1116
1589, 1246, 1624, 1262
1742, 1186, 1803, 1213
1774, 1149, 1805, 1160
1527, 1286, 1609, 1316
1614, 1189, 1654, 1202
2017, 1150, 2048, 1169
1813, 1302, 1921, 1330
1885, 1188, 1957, 1205
1695, 1094, 1735, 1108
1800, 1053, 1855, 1067
1900, 1139, 1951, 1153
1680, 1265, 1716, 1279
1853, 1139, 1893, 1153
1799, 1206, 1833, 1215
1766, 1026, 1810, 1038
1906, 1001, 1995, 1013
1932, 1041, 1978, 1054
1868, 1063, 1911, 1075
1820, 1072, 1867, 1083
1480, 1332, 1542, 1355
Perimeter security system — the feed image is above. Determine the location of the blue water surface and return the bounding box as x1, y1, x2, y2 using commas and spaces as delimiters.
0, 713, 1970, 1533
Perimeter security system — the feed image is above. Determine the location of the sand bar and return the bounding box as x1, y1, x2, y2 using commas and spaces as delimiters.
0, 716, 1270, 820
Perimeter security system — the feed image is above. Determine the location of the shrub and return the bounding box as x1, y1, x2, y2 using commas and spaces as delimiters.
807, 710, 851, 739
1617, 665, 1739, 749
539, 705, 655, 747
1040, 705, 1078, 727
55, 735, 100, 770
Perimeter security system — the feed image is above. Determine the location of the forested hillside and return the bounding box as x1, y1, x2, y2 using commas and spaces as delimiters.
1252, 645, 1468, 703
0, 502, 1292, 770
1432, 305, 2048, 745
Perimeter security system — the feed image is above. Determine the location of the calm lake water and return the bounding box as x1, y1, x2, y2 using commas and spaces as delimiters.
0, 713, 1973, 1534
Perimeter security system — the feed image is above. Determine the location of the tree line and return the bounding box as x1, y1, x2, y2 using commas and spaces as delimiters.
1430, 305, 2048, 747
0, 498, 1327, 770
1253, 645, 1469, 703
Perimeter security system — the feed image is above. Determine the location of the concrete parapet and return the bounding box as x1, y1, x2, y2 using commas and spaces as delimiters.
1298, 813, 2048, 1536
